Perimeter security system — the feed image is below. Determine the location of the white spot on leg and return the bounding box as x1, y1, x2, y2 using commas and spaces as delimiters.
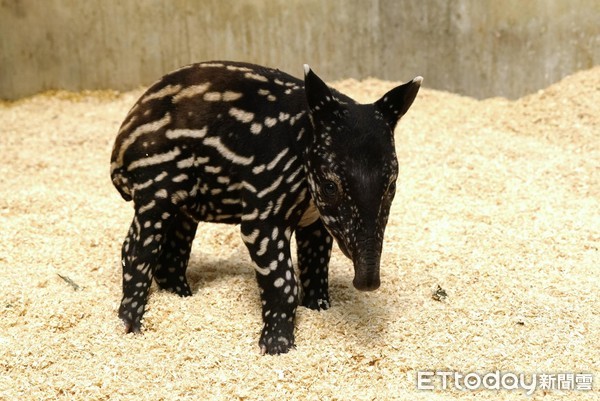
250, 123, 263, 134
254, 265, 271, 276
241, 229, 260, 245
138, 200, 156, 214
264, 117, 277, 127
242, 208, 259, 221
256, 238, 269, 256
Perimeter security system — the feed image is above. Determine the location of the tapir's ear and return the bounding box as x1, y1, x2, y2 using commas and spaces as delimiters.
303, 64, 338, 115
375, 76, 423, 129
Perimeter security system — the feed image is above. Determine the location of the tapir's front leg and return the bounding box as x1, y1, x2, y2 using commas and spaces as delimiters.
296, 218, 333, 310
241, 221, 298, 355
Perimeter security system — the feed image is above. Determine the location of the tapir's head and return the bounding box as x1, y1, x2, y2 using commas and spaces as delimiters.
302, 65, 421, 291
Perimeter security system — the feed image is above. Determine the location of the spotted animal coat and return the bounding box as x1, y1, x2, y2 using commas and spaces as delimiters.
110, 61, 422, 354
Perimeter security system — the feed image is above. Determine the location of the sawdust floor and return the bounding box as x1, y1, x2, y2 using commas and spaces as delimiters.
0, 67, 598, 400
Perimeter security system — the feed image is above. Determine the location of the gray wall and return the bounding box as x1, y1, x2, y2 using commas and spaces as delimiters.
1, 0, 599, 100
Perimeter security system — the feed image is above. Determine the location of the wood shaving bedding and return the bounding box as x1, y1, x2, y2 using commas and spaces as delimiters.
0, 67, 598, 400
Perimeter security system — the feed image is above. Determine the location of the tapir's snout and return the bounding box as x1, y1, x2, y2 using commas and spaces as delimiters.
353, 272, 380, 291
351, 239, 382, 291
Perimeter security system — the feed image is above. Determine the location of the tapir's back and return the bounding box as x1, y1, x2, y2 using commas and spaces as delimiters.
110, 61, 310, 204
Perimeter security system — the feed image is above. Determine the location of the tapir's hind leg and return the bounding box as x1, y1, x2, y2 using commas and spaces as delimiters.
154, 212, 198, 296
118, 202, 174, 333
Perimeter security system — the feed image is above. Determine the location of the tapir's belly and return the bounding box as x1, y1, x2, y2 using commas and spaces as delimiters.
179, 168, 245, 224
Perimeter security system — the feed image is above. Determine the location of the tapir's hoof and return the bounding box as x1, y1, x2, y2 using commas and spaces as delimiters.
123, 320, 142, 334
259, 339, 296, 355
119, 308, 143, 334
302, 295, 330, 311
259, 322, 295, 355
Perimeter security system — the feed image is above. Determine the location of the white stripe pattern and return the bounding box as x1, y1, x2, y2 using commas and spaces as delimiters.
172, 83, 210, 103
257, 176, 283, 198
116, 113, 172, 166
267, 149, 289, 170
165, 127, 208, 139
127, 147, 182, 171
229, 108, 255, 124
142, 85, 182, 103
203, 137, 255, 165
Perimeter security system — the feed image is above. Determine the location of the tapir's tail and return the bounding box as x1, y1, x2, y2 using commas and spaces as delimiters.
110, 164, 133, 201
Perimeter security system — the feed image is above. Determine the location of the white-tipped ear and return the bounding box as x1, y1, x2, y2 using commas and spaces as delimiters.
303, 64, 311, 76
374, 77, 422, 129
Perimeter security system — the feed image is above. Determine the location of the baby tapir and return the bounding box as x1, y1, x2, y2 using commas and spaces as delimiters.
110, 61, 422, 354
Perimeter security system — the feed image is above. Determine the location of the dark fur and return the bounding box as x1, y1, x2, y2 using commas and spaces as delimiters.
110, 61, 421, 354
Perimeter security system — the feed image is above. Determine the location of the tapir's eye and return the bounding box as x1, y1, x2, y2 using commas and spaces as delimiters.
322, 180, 338, 198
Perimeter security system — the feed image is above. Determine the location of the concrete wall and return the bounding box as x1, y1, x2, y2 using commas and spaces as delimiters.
1, 0, 599, 100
